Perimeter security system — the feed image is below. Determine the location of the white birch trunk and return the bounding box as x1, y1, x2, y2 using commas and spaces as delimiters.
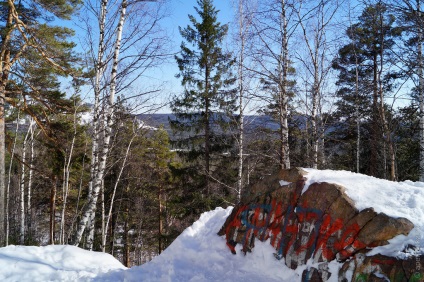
102, 133, 134, 252
74, 0, 127, 249
279, 0, 290, 169
418, 0, 424, 182
69, 141, 87, 241
60, 106, 77, 244
356, 59, 360, 173
27, 122, 35, 238
236, 0, 246, 202
6, 111, 20, 246
296, 0, 338, 169
73, 0, 108, 246
19, 119, 32, 244
101, 182, 105, 252
349, 6, 361, 173
311, 71, 319, 169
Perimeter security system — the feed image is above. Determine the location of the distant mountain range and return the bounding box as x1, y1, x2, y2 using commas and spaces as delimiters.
136, 113, 284, 135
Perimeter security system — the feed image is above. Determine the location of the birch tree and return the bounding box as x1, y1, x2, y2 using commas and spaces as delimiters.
232, 0, 255, 201
0, 0, 80, 246
249, 0, 298, 169
73, 0, 127, 250
72, 0, 167, 249
19, 119, 35, 244
6, 109, 20, 245
295, 0, 340, 169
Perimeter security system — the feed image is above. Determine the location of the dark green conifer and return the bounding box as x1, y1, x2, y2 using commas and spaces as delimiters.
332, 2, 400, 177
170, 0, 237, 210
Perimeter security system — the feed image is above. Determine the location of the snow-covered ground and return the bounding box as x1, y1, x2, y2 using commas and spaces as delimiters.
0, 244, 126, 281
0, 169, 423, 281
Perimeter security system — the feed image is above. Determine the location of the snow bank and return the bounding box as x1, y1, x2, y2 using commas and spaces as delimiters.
0, 245, 126, 281
115, 207, 315, 282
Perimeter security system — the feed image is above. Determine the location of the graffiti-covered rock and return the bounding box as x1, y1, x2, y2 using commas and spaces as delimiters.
339, 253, 424, 282
218, 168, 417, 281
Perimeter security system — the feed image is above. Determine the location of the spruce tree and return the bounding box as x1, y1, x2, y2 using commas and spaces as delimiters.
170, 0, 236, 210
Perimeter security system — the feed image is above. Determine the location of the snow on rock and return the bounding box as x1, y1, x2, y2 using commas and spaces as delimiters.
303, 168, 424, 258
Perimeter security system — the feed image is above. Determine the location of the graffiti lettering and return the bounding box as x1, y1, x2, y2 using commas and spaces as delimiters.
223, 192, 366, 265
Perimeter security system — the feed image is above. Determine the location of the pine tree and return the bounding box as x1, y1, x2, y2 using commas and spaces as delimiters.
393, 0, 424, 180
332, 2, 401, 178
0, 0, 80, 246
170, 0, 236, 208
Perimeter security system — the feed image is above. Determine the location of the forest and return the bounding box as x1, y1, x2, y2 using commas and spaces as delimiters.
0, 0, 423, 267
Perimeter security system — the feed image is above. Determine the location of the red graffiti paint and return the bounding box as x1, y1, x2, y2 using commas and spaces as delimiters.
223, 194, 366, 263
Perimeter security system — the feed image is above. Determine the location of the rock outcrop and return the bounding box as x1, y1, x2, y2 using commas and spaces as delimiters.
218, 168, 422, 281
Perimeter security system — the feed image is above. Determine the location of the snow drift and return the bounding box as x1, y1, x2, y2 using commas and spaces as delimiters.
0, 168, 423, 281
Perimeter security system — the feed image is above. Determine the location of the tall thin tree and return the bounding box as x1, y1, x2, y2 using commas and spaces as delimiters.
171, 0, 236, 203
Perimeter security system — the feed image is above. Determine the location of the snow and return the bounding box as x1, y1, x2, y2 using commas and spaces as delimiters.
119, 207, 308, 282
279, 180, 292, 186
0, 168, 422, 281
0, 245, 126, 281
79, 111, 92, 125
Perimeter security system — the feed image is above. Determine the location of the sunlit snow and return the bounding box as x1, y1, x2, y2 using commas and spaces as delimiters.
0, 168, 422, 281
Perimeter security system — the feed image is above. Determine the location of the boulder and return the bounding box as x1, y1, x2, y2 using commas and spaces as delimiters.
218, 168, 418, 281
339, 253, 424, 282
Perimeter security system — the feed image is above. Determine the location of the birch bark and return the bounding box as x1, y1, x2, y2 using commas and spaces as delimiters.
73, 0, 127, 249
279, 0, 290, 169
417, 0, 424, 181
102, 131, 134, 252
19, 119, 33, 244
60, 106, 77, 244
27, 122, 36, 239
236, 0, 248, 202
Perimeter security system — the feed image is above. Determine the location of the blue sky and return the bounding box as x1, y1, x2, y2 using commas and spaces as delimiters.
62, 0, 235, 112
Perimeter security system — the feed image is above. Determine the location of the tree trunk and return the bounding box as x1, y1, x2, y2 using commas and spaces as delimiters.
205, 64, 210, 195
60, 108, 77, 244
6, 110, 20, 245
377, 11, 395, 181
73, 0, 127, 248
417, 0, 424, 182
0, 85, 5, 247
50, 177, 57, 245
101, 183, 105, 252
103, 133, 134, 252
0, 5, 14, 247
236, 0, 246, 202
279, 0, 290, 170
158, 185, 163, 254
27, 122, 35, 240
355, 54, 360, 173
123, 207, 130, 267
19, 121, 32, 244
72, 0, 108, 247
371, 52, 379, 177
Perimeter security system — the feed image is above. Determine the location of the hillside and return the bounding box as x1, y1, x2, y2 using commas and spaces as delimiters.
0, 168, 423, 281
